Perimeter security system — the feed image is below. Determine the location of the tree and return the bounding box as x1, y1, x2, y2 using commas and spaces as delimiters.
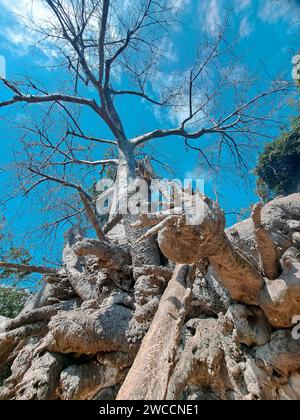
0, 0, 299, 401
0, 0, 289, 243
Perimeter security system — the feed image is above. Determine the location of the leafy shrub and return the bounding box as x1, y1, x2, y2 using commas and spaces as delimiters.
0, 365, 11, 386
0, 287, 30, 318
255, 121, 300, 200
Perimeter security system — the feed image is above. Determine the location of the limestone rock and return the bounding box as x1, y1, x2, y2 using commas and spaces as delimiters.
59, 362, 124, 400
278, 372, 300, 400
259, 248, 300, 328
46, 303, 138, 355
0, 316, 10, 334
191, 266, 231, 316
228, 304, 271, 347
1, 194, 300, 400
3, 351, 68, 400
255, 330, 300, 377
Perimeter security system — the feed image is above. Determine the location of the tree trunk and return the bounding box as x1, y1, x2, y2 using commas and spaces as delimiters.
1, 194, 300, 400
117, 264, 195, 400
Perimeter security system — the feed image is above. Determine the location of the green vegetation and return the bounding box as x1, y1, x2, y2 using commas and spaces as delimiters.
0, 365, 11, 387
255, 117, 300, 201
0, 218, 32, 318
0, 287, 30, 318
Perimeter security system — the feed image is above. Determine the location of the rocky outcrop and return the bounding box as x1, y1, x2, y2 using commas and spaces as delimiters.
0, 194, 300, 400
258, 247, 300, 328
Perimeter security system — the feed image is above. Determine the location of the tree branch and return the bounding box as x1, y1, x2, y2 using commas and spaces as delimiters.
28, 168, 107, 241
28, 168, 91, 200
131, 84, 289, 148
67, 130, 117, 146
51, 158, 119, 167
79, 193, 106, 241
98, 0, 110, 84
0, 262, 56, 275
0, 80, 102, 115
111, 89, 167, 106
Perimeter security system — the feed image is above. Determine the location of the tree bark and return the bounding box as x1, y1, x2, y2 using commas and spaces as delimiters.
117, 264, 195, 400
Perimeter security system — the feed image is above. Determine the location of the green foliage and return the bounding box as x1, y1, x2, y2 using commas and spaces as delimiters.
0, 365, 11, 386
0, 287, 30, 318
0, 247, 32, 282
0, 215, 32, 283
255, 118, 300, 200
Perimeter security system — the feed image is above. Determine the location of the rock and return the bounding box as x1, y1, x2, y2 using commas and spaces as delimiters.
0, 316, 10, 333
4, 352, 68, 400
191, 266, 231, 316
93, 385, 120, 400
259, 248, 300, 328
278, 372, 300, 400
157, 196, 226, 264
1, 194, 300, 401
227, 194, 300, 266
228, 304, 272, 347
255, 330, 300, 377
243, 356, 277, 400
117, 265, 195, 400
157, 195, 263, 305
107, 222, 127, 246
46, 303, 138, 355
97, 351, 135, 370
166, 315, 246, 400
59, 362, 124, 400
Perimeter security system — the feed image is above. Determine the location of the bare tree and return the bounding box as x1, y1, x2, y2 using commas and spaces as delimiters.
1, 1, 299, 402
0, 0, 289, 242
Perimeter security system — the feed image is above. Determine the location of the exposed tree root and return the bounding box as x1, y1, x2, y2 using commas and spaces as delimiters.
1, 194, 300, 400
117, 264, 195, 400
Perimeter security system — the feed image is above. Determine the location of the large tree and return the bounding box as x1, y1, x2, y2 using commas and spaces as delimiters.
0, 0, 288, 238
0, 0, 300, 401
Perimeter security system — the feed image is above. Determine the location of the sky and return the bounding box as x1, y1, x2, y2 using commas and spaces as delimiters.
0, 0, 299, 268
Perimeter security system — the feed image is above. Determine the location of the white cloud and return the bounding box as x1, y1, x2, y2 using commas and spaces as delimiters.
0, 0, 51, 54
259, 0, 300, 25
0, 0, 49, 19
0, 55, 6, 78
202, 0, 222, 37
239, 16, 253, 37
160, 38, 178, 63
171, 0, 191, 11
235, 0, 252, 12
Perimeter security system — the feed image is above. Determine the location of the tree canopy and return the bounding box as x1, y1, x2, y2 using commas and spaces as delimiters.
255, 115, 300, 200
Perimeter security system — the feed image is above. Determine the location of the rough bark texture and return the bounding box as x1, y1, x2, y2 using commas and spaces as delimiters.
1, 193, 300, 400
117, 264, 195, 400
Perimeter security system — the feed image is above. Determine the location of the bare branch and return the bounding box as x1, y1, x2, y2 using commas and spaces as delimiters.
0, 261, 56, 275
51, 158, 119, 167
67, 130, 118, 146
79, 192, 106, 241
28, 168, 106, 241
131, 84, 290, 148
0, 79, 101, 114
28, 168, 91, 200
98, 0, 110, 84
111, 89, 168, 106
103, 214, 123, 234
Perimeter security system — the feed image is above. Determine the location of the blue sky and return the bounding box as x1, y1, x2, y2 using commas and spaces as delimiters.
0, 0, 299, 266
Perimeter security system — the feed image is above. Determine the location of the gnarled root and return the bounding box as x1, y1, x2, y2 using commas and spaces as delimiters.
5, 299, 81, 332
137, 195, 263, 305
258, 247, 300, 328
117, 264, 195, 400
59, 362, 126, 400
252, 203, 281, 279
